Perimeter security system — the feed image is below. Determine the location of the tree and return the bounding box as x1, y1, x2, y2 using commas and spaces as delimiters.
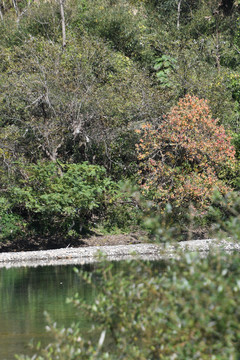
136, 94, 236, 211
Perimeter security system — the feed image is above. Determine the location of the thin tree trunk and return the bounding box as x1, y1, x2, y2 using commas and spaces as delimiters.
0, 6, 3, 21
12, 0, 19, 18
177, 0, 182, 30
59, 0, 66, 49
214, 16, 221, 74
215, 31, 221, 74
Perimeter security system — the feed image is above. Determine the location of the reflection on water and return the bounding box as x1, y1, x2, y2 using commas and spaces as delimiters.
0, 260, 166, 360
0, 264, 97, 360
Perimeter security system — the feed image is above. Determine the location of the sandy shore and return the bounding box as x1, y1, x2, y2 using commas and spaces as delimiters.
0, 238, 239, 268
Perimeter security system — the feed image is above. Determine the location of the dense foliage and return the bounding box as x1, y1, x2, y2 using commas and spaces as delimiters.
0, 0, 240, 244
10, 162, 119, 236
136, 95, 237, 210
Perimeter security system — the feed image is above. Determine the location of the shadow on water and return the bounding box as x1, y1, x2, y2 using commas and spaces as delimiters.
0, 260, 167, 360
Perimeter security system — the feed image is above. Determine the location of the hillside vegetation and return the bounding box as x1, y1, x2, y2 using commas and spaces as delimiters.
1, 0, 240, 247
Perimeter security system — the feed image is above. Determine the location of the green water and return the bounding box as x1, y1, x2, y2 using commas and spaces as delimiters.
0, 264, 97, 360
0, 260, 166, 360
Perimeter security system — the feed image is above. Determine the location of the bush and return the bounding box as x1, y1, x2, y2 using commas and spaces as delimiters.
16, 250, 240, 359
10, 161, 118, 236
0, 197, 25, 242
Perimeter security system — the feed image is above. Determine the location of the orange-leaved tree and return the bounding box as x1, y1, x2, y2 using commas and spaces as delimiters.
136, 94, 236, 211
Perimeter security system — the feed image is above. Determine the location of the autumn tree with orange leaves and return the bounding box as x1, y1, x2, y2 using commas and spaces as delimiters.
136, 94, 236, 211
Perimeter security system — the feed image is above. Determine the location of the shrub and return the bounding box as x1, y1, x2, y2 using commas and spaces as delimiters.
10, 161, 118, 236
0, 197, 25, 242
136, 94, 236, 211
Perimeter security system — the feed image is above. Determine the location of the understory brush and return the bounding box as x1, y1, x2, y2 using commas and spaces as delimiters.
0, 162, 141, 241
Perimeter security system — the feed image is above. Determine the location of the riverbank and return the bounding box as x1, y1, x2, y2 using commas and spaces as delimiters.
0, 239, 239, 268
0, 232, 146, 252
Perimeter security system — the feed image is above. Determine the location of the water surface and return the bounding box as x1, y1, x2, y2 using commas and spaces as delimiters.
0, 260, 166, 359
0, 264, 97, 360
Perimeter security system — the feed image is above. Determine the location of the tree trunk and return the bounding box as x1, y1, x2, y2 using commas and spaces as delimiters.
177, 0, 182, 30
12, 0, 19, 18
0, 6, 3, 21
59, 0, 66, 49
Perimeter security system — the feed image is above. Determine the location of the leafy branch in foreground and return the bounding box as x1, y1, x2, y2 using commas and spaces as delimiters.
16, 250, 240, 360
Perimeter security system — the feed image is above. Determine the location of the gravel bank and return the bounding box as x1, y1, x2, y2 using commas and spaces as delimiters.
0, 239, 240, 268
